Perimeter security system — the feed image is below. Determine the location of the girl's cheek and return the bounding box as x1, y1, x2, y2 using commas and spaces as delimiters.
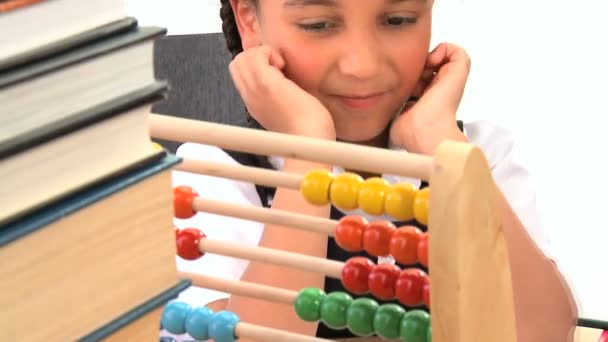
281, 44, 329, 91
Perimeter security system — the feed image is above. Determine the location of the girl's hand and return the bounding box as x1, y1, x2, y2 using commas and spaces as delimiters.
229, 45, 336, 140
389, 43, 471, 154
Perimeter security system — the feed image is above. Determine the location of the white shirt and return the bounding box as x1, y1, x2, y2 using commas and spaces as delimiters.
167, 120, 552, 320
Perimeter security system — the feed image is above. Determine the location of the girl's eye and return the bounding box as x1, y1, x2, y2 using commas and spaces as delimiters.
298, 21, 333, 32
385, 16, 418, 26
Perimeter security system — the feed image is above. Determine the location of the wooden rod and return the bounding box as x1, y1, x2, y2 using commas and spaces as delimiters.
199, 239, 344, 279
192, 198, 336, 236
235, 322, 331, 342
149, 114, 433, 180
181, 272, 330, 342
175, 158, 302, 190
180, 271, 296, 305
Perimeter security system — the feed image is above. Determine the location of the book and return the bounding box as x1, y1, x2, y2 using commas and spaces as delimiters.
0, 17, 138, 72
0, 25, 167, 148
0, 82, 168, 225
0, 0, 127, 63
0, 153, 182, 341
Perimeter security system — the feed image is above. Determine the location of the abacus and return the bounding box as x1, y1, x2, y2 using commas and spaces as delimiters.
149, 113, 519, 342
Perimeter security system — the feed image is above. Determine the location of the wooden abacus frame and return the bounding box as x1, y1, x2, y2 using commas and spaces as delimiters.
149, 113, 518, 342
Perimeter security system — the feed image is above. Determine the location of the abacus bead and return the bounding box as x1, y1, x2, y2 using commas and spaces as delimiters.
320, 291, 353, 329
422, 275, 431, 308
330, 172, 363, 210
185, 306, 214, 340
395, 268, 426, 307
335, 215, 368, 252
400, 310, 430, 342
368, 263, 401, 300
389, 226, 423, 265
417, 233, 429, 268
427, 323, 433, 342
358, 177, 389, 216
363, 220, 396, 257
208, 311, 240, 342
373, 304, 405, 340
175, 228, 205, 260
413, 188, 429, 226
341, 257, 374, 295
173, 186, 198, 219
346, 298, 379, 337
384, 182, 416, 221
295, 287, 326, 321
301, 169, 333, 205
161, 301, 191, 334
159, 337, 177, 342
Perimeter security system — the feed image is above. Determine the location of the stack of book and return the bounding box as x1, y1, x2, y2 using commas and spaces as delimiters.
0, 1, 186, 340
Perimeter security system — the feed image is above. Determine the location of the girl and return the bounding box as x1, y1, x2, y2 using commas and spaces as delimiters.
166, 0, 578, 341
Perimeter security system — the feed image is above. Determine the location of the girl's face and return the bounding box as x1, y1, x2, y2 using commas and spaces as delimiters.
234, 0, 433, 143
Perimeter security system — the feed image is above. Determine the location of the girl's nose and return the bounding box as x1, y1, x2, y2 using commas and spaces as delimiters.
337, 32, 382, 81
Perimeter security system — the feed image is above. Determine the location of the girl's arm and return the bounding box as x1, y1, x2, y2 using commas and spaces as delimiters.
225, 159, 332, 338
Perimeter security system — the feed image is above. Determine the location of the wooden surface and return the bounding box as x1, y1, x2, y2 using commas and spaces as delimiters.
429, 141, 517, 342
0, 170, 177, 341
104, 307, 164, 341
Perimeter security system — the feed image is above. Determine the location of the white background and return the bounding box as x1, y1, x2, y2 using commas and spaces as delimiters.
126, 0, 608, 320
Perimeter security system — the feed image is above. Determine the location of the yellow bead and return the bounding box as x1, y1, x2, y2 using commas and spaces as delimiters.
151, 142, 165, 151
300, 169, 333, 205
384, 182, 416, 221
358, 177, 389, 216
414, 187, 430, 226
330, 172, 363, 210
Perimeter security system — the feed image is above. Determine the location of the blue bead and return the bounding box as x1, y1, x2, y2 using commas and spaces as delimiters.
159, 337, 177, 342
185, 306, 214, 340
161, 301, 191, 334
208, 311, 240, 342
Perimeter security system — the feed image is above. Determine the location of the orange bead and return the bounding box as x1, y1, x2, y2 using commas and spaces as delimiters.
330, 172, 363, 210
335, 215, 368, 252
174, 186, 198, 219
384, 182, 416, 221
358, 177, 389, 216
389, 226, 423, 265
413, 187, 429, 226
362, 220, 396, 257
418, 233, 429, 268
300, 169, 333, 205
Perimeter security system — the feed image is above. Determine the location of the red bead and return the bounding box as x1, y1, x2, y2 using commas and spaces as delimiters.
368, 263, 401, 301
362, 220, 396, 257
334, 215, 368, 252
395, 268, 427, 307
174, 186, 198, 219
417, 233, 429, 268
422, 274, 430, 308
341, 257, 374, 295
176, 228, 205, 260
389, 226, 423, 265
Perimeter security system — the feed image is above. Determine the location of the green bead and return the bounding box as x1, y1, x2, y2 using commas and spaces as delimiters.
294, 288, 326, 322
400, 310, 430, 342
346, 298, 379, 337
427, 323, 432, 342
320, 292, 353, 329
373, 304, 405, 339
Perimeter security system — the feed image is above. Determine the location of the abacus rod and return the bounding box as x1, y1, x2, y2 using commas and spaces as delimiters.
192, 198, 336, 236
149, 114, 433, 181
199, 239, 344, 279
180, 272, 296, 304
180, 272, 330, 342
175, 158, 301, 190
235, 322, 332, 342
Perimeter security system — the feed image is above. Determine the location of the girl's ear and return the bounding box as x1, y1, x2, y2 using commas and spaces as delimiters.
229, 0, 261, 50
